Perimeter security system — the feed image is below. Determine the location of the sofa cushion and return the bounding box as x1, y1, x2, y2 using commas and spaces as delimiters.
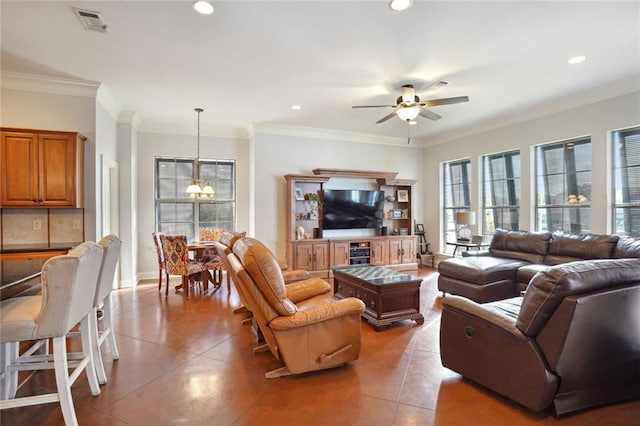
544, 232, 619, 265
612, 235, 640, 258
517, 263, 550, 285
516, 258, 640, 337
438, 256, 529, 284
489, 229, 552, 264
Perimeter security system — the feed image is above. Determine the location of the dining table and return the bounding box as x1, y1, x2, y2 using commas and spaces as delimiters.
187, 242, 228, 291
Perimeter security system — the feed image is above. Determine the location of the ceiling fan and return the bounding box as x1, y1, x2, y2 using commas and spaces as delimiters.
352, 81, 469, 124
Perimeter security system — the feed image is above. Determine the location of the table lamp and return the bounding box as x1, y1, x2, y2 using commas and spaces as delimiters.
456, 211, 476, 242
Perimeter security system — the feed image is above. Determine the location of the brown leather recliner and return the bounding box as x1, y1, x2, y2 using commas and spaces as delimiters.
214, 231, 312, 316
229, 237, 365, 378
440, 258, 640, 415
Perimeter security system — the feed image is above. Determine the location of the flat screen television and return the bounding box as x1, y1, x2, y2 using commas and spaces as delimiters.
322, 189, 385, 230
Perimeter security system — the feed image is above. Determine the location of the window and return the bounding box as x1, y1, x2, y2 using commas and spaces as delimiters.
155, 157, 236, 241
613, 126, 640, 237
482, 151, 520, 237
535, 138, 591, 233
443, 159, 471, 248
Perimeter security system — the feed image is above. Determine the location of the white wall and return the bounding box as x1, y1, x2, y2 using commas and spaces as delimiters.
252, 129, 424, 260
135, 131, 250, 279
95, 97, 118, 239
422, 91, 640, 255
116, 118, 138, 288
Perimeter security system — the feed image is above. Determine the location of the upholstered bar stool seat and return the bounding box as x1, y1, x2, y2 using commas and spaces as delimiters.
0, 242, 104, 426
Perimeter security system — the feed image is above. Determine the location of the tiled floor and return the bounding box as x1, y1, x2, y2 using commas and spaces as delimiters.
2, 267, 639, 425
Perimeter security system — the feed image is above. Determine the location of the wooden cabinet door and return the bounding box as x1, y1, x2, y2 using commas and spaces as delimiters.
370, 240, 388, 265
388, 238, 402, 264
38, 133, 76, 206
294, 242, 314, 270
331, 241, 350, 267
1, 129, 81, 207
1, 131, 39, 206
313, 242, 329, 271
401, 238, 415, 263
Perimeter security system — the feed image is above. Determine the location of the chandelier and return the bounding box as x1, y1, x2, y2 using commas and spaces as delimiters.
185, 108, 215, 199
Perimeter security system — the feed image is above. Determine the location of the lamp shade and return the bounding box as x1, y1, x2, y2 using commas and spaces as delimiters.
456, 211, 476, 225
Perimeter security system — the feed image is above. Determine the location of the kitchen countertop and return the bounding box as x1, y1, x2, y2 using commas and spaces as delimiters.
0, 244, 79, 299
0, 258, 45, 300
0, 242, 80, 254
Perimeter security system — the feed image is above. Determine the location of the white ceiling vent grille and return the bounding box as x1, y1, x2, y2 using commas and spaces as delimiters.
73, 7, 108, 33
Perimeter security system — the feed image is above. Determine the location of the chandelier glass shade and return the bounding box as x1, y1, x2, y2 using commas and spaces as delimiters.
186, 108, 215, 199
396, 106, 420, 121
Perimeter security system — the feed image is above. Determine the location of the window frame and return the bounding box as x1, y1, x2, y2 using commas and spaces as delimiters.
534, 137, 592, 233
482, 150, 521, 238
612, 126, 640, 237
442, 158, 472, 251
154, 156, 236, 241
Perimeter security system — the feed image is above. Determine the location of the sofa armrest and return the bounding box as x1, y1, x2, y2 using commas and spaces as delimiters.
282, 269, 311, 283
269, 297, 365, 330
440, 294, 559, 412
461, 250, 492, 257
442, 295, 526, 340
285, 278, 331, 303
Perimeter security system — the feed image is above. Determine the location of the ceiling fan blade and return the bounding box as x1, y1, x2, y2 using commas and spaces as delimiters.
419, 109, 442, 121
352, 104, 397, 109
421, 80, 449, 92
423, 96, 470, 107
376, 110, 398, 124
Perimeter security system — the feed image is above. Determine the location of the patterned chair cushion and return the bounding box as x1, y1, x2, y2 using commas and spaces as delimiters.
199, 228, 224, 242
162, 235, 206, 276
152, 231, 165, 266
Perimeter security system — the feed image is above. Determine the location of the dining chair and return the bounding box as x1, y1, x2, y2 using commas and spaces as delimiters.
0, 241, 104, 426
152, 231, 170, 296
161, 234, 208, 298
198, 228, 228, 290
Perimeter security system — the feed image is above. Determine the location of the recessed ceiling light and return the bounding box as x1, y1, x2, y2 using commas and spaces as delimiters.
568, 55, 586, 65
291, 105, 302, 111
409, 120, 417, 126
193, 1, 214, 15
389, 0, 413, 12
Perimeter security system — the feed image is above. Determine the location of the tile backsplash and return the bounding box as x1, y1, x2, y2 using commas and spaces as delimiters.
1, 208, 84, 246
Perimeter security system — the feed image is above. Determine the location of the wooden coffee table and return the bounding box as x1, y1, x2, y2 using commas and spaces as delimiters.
333, 265, 424, 331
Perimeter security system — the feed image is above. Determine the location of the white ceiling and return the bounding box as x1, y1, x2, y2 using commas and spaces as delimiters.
1, 1, 639, 145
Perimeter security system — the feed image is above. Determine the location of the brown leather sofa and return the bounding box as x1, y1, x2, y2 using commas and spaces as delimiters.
438, 229, 640, 303
439, 257, 640, 415
226, 236, 365, 378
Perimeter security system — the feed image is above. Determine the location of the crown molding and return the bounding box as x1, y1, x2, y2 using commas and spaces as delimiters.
97, 85, 121, 120
0, 71, 100, 98
251, 123, 418, 148
422, 74, 640, 147
118, 110, 141, 129
136, 120, 250, 140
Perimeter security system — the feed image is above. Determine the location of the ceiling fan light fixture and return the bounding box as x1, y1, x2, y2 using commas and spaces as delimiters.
397, 106, 420, 121
193, 1, 214, 15
389, 0, 413, 12
568, 55, 586, 64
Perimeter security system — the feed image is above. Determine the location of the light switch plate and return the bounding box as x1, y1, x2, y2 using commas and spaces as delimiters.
72, 219, 82, 230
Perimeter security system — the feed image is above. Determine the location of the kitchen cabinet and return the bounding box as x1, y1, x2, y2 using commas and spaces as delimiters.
0, 128, 85, 207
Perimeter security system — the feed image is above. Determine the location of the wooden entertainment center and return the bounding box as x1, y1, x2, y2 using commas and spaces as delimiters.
285, 168, 418, 278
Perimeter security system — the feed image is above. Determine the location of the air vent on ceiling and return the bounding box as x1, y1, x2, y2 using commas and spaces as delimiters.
73, 7, 108, 33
